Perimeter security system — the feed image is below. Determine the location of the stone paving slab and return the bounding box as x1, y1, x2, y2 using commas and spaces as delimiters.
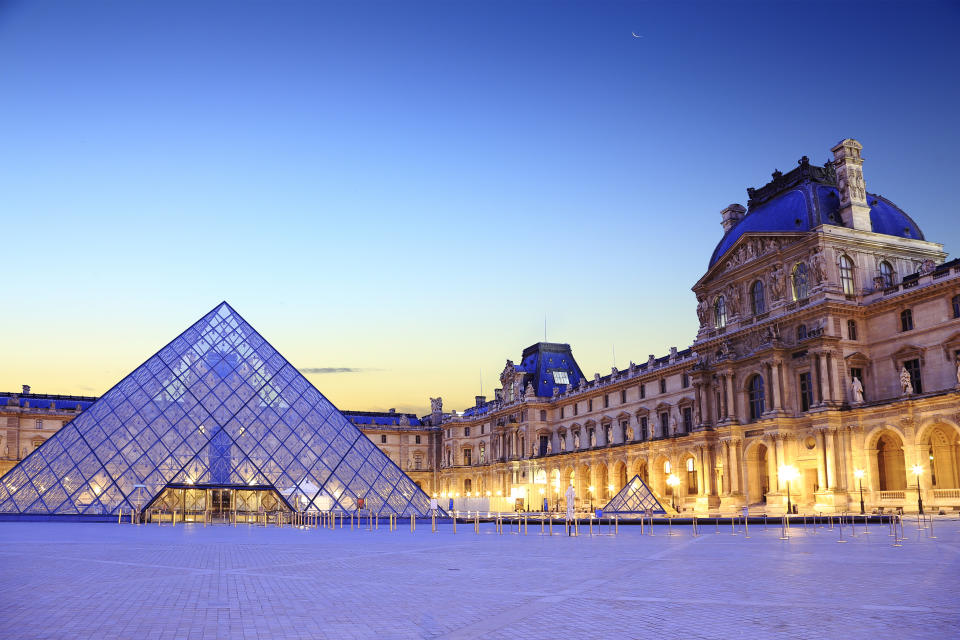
0, 518, 958, 639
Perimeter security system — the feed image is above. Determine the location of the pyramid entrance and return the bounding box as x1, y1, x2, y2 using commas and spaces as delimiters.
0, 302, 437, 520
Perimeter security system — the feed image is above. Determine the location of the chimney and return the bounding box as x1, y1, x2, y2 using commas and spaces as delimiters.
720, 204, 746, 233
22, 384, 31, 395
388, 408, 396, 414
475, 396, 486, 407
831, 138, 872, 231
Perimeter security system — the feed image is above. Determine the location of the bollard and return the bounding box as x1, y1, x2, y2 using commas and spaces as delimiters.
668, 515, 673, 536
837, 514, 847, 543
524, 514, 528, 536
743, 514, 750, 539
731, 514, 737, 536
862, 514, 869, 535
615, 515, 619, 536
640, 516, 644, 536
851, 514, 857, 538
453, 514, 457, 535
893, 515, 903, 547
432, 511, 436, 533
475, 512, 479, 535
411, 513, 416, 533
589, 514, 593, 537
118, 508, 123, 525
928, 514, 936, 539
549, 515, 553, 536
779, 515, 789, 540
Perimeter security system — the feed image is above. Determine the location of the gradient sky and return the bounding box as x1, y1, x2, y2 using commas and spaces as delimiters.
2, 1, 958, 414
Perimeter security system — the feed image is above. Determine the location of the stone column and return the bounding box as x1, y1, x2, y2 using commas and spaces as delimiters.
773, 435, 784, 491
725, 373, 737, 423
696, 447, 706, 496
814, 354, 824, 406
708, 444, 718, 496
825, 429, 837, 489
737, 439, 748, 503
770, 361, 783, 411
779, 361, 793, 413
815, 429, 827, 492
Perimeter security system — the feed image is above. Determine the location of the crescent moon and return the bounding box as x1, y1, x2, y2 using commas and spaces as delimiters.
631, 32, 643, 38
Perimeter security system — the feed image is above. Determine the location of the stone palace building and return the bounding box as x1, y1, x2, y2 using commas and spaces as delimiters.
3, 139, 959, 515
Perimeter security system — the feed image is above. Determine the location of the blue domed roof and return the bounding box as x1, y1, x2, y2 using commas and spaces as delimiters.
709, 182, 924, 268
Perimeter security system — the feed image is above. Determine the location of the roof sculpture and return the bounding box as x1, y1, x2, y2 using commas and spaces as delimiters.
0, 302, 435, 517
601, 474, 670, 515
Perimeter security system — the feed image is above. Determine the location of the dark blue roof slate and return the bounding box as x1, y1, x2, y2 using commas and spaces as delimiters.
710, 180, 924, 269
341, 410, 422, 427
1, 394, 97, 411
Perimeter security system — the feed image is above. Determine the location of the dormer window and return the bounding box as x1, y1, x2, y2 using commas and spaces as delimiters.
751, 280, 766, 315
714, 296, 727, 328
839, 255, 855, 295
879, 261, 894, 288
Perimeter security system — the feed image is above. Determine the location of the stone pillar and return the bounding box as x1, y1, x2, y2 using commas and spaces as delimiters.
708, 444, 718, 496
770, 361, 783, 411
725, 373, 737, 423
696, 447, 706, 496
816, 429, 827, 492
825, 429, 837, 489
738, 439, 748, 504
778, 360, 793, 413
773, 436, 784, 491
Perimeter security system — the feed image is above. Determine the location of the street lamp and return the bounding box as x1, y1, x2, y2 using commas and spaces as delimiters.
588, 485, 595, 511
911, 464, 924, 515
779, 465, 799, 516
539, 487, 546, 512
854, 469, 865, 514
666, 473, 680, 511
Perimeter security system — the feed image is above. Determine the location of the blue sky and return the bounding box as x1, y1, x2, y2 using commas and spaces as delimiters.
2, 0, 958, 413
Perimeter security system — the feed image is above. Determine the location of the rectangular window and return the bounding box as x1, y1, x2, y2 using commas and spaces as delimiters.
682, 407, 693, 432
415, 460, 422, 470
953, 295, 960, 319
464, 478, 471, 492
904, 358, 923, 394
588, 399, 593, 412
900, 309, 914, 332
464, 426, 470, 436
573, 404, 579, 416
682, 373, 690, 388
660, 412, 669, 436
35, 419, 42, 430
640, 384, 646, 399
659, 379, 666, 394
847, 319, 858, 341
799, 373, 813, 412
540, 410, 546, 421
849, 367, 863, 384
415, 435, 421, 444
640, 416, 648, 440
604, 395, 609, 408
620, 389, 627, 403
380, 435, 387, 444
560, 406, 565, 419
464, 449, 472, 465
552, 370, 570, 385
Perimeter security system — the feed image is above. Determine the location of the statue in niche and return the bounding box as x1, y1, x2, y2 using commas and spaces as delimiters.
810, 250, 827, 284
546, 438, 553, 454
589, 431, 596, 447
850, 377, 864, 404
769, 263, 785, 300
626, 426, 634, 441
727, 284, 742, 316
697, 296, 710, 327
573, 432, 581, 449
560, 438, 566, 452
899, 365, 913, 395
671, 413, 679, 435
955, 355, 960, 388
525, 382, 536, 398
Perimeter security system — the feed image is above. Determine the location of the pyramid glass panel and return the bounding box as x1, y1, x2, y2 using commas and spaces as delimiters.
0, 302, 439, 518
601, 475, 669, 515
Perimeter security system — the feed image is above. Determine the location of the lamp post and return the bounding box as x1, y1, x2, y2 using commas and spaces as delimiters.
911, 464, 924, 515
539, 487, 546, 513
779, 465, 799, 516
588, 485, 595, 512
666, 473, 680, 511
854, 469, 865, 514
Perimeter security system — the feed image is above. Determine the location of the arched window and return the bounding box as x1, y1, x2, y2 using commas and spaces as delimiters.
792, 263, 809, 300
714, 296, 727, 329
751, 280, 766, 315
663, 460, 671, 474
796, 324, 807, 341
839, 255, 855, 295
748, 374, 765, 421
879, 261, 894, 288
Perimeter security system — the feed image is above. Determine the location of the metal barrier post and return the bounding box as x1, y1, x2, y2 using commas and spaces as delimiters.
453, 514, 457, 535
475, 512, 479, 535
589, 514, 593, 537
524, 514, 528, 535
743, 514, 749, 539
779, 515, 789, 540
615, 515, 618, 535
837, 514, 847, 543
549, 515, 553, 536
668, 515, 673, 536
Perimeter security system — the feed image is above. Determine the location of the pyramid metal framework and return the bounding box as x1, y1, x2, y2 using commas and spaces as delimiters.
0, 302, 436, 517
601, 475, 668, 515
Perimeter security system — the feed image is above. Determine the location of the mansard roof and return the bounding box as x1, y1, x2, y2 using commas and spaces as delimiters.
709, 157, 925, 268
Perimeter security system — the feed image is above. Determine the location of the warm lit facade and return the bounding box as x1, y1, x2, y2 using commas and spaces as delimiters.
430, 139, 960, 515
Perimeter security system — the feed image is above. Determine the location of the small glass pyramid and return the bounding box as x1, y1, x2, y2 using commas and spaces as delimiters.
0, 302, 434, 517
602, 474, 667, 515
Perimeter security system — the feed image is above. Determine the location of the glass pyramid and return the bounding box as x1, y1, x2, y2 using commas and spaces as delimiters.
0, 302, 435, 517
601, 475, 668, 515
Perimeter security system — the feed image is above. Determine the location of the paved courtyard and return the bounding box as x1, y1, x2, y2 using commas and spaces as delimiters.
1, 517, 958, 639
